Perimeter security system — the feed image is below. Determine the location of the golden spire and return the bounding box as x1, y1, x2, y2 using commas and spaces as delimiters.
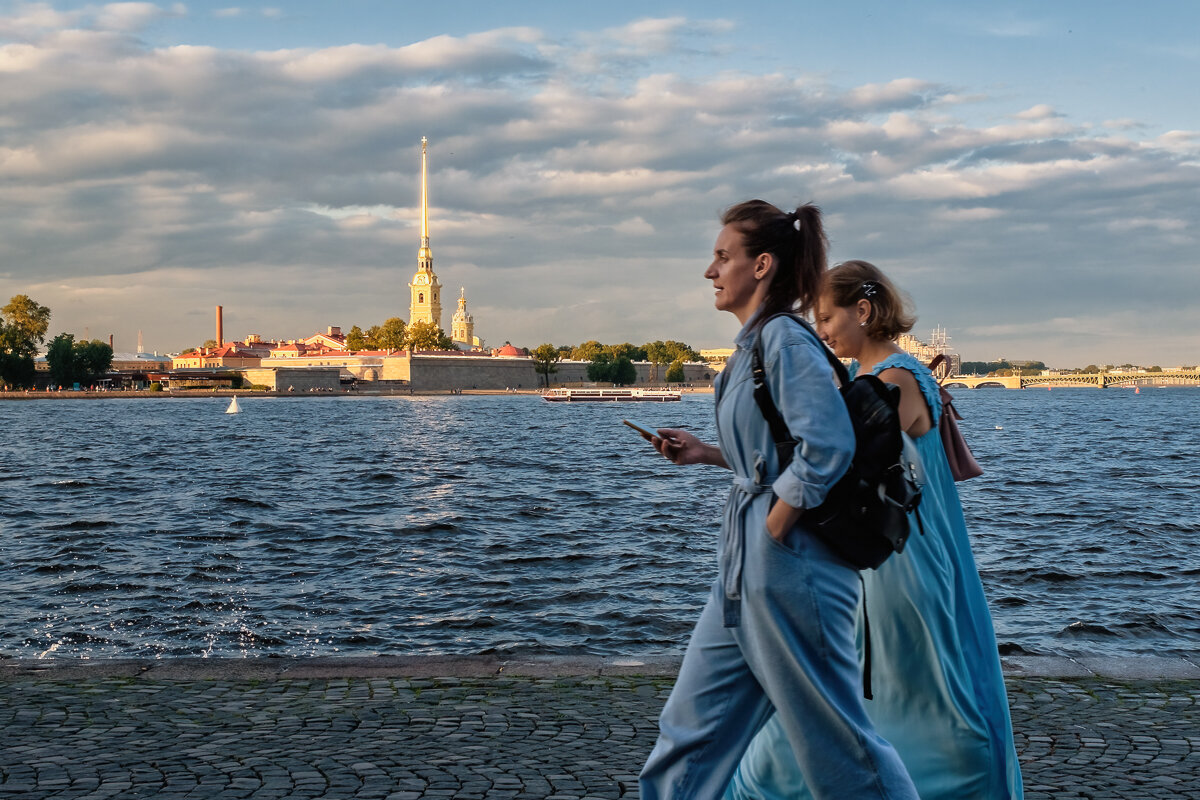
418, 136, 431, 263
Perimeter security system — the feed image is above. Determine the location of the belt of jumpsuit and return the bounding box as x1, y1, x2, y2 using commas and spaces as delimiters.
721, 458, 774, 628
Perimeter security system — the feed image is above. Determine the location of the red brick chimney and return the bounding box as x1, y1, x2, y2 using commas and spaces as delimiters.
216, 305, 224, 346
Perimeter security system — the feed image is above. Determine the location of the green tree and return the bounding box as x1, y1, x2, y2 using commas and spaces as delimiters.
378, 317, 407, 350
571, 340, 605, 361
202, 339, 218, 349
75, 339, 114, 382
345, 325, 367, 350
557, 344, 574, 359
1, 295, 51, 358
404, 320, 454, 351
586, 352, 612, 382
532, 343, 562, 388
1147, 365, 1162, 373
364, 325, 383, 350
663, 340, 701, 362
611, 356, 637, 386
666, 359, 685, 383
46, 333, 77, 386
1, 295, 51, 389
644, 340, 669, 382
607, 342, 646, 362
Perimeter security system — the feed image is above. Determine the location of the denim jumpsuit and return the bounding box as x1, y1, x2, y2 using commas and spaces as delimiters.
639, 314, 917, 800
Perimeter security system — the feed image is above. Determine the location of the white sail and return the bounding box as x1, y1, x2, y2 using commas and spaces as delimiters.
225, 396, 241, 414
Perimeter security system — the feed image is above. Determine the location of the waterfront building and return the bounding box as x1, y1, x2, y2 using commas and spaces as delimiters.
409, 137, 444, 333
301, 326, 347, 351
451, 288, 483, 349
171, 344, 263, 370
898, 325, 962, 375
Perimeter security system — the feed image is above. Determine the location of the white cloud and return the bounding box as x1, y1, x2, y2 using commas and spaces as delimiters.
94, 2, 171, 32
0, 8, 1197, 366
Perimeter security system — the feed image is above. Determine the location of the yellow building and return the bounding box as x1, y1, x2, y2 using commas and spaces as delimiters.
409, 137, 444, 332
451, 287, 482, 349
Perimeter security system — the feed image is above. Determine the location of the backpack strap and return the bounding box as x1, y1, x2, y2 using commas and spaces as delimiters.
751, 312, 876, 701
750, 313, 851, 469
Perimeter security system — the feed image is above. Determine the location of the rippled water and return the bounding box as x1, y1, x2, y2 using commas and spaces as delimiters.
1, 390, 1197, 660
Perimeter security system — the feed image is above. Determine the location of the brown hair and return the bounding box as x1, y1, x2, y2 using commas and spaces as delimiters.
721, 199, 828, 322
823, 260, 916, 341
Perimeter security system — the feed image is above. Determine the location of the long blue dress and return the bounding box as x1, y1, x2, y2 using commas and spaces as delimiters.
726, 352, 1023, 800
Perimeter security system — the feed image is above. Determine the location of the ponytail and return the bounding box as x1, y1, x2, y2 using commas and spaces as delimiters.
721, 200, 828, 324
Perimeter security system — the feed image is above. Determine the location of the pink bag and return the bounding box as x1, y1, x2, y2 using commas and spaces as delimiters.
928, 355, 983, 481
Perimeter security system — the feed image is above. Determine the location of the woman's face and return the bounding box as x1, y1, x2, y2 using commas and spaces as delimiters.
815, 293, 869, 360
704, 224, 767, 322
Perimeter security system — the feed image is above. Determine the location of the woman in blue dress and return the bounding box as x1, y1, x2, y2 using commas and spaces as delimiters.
726, 260, 1023, 799
639, 205, 917, 799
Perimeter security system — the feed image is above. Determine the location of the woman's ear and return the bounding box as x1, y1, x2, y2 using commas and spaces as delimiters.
856, 298, 873, 325
755, 252, 775, 280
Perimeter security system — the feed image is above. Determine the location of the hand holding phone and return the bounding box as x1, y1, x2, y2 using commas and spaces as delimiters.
623, 419, 657, 440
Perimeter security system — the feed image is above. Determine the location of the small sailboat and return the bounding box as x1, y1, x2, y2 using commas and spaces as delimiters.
225, 396, 241, 414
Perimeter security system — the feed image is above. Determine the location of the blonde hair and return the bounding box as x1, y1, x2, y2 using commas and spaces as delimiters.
823, 260, 916, 341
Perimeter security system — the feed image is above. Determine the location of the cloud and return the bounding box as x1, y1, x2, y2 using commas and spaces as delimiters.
0, 7, 1197, 367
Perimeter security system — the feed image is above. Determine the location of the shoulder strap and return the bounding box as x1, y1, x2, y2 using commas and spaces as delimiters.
750, 313, 850, 466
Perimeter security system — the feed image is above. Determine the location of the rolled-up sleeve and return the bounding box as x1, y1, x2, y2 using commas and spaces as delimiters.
761, 319, 854, 510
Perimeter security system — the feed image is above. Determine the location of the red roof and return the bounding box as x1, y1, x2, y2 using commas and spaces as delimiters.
495, 344, 523, 357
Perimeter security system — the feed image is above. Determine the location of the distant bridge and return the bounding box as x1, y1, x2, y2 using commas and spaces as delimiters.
943, 370, 1200, 390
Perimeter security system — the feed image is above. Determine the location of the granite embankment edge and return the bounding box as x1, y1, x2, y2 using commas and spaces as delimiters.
3, 654, 1199, 681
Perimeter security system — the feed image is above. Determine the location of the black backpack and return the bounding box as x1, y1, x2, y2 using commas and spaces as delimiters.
751, 314, 925, 571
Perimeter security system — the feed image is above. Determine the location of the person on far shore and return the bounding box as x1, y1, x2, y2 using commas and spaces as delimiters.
638, 202, 917, 799
725, 260, 1023, 800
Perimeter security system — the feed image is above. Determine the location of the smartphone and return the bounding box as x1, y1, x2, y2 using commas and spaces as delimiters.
622, 419, 657, 439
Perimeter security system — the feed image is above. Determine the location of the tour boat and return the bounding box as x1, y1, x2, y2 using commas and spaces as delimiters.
542, 388, 681, 402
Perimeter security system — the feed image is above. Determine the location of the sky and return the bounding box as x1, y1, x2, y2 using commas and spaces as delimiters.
1, 1, 1197, 367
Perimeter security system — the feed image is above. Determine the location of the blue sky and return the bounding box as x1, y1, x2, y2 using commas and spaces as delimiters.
1, 1, 1197, 365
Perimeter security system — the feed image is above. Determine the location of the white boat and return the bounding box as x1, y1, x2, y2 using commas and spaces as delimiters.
542, 388, 681, 402
225, 396, 241, 414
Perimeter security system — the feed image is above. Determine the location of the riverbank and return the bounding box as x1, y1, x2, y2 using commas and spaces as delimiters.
0, 386, 715, 401
2, 656, 1197, 799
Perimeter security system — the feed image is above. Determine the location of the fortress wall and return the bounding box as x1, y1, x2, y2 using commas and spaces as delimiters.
409, 356, 538, 391
241, 367, 342, 392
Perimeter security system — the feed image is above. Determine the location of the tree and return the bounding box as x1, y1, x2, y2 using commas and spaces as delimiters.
75, 339, 114, 382
364, 325, 383, 350
202, 339, 218, 349
666, 359, 685, 383
378, 318, 407, 350
663, 340, 701, 362
1, 295, 51, 358
532, 343, 562, 388
644, 340, 669, 382
46, 333, 77, 386
586, 352, 613, 382
557, 344, 574, 359
1, 295, 50, 389
571, 340, 606, 361
611, 357, 637, 386
607, 342, 646, 362
46, 335, 114, 387
345, 325, 367, 350
404, 320, 454, 351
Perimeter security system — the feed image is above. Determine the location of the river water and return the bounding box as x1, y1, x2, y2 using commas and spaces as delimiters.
2, 389, 1197, 661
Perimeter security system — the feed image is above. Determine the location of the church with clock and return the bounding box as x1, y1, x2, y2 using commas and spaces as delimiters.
408, 137, 480, 350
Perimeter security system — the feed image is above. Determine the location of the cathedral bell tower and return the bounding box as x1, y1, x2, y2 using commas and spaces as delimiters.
409, 137, 443, 331
451, 287, 475, 348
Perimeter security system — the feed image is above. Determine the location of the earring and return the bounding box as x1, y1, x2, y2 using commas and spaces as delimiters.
859, 321, 867, 327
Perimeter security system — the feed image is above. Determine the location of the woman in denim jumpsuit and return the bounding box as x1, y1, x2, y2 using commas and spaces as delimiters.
638, 201, 917, 799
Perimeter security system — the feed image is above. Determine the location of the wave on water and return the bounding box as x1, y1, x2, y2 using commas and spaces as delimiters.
3, 390, 1199, 660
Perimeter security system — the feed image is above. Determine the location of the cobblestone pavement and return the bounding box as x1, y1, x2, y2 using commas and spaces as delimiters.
2, 670, 1198, 799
